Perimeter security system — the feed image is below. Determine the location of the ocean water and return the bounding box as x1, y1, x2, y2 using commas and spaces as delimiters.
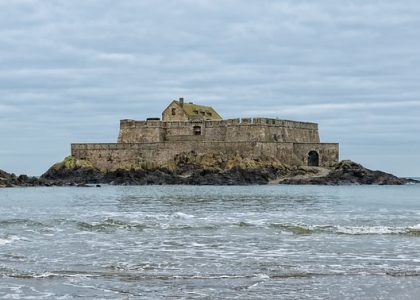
1, 185, 420, 299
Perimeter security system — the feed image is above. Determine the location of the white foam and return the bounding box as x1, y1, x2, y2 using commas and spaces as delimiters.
409, 224, 420, 230
254, 273, 270, 279
172, 212, 195, 219
335, 226, 402, 235
0, 236, 20, 246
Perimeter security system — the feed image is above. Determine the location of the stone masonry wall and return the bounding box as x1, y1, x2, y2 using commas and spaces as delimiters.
71, 141, 339, 171
118, 118, 320, 144
118, 120, 164, 143
72, 142, 295, 171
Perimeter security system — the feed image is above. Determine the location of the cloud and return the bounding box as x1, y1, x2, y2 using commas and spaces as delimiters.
0, 104, 17, 113
0, 0, 419, 176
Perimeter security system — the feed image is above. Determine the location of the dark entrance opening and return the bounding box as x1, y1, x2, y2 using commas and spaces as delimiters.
308, 151, 319, 167
193, 126, 202, 136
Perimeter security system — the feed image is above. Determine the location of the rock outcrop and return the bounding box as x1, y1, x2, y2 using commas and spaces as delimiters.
40, 154, 419, 186
41, 153, 288, 185
0, 169, 44, 188
279, 160, 418, 185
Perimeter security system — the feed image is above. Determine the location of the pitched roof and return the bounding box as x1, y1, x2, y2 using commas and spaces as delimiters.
175, 100, 222, 120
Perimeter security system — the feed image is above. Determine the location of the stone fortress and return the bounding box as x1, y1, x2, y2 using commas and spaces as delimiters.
71, 98, 339, 171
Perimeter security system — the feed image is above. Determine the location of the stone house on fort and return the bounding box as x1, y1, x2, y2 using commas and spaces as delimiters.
71, 98, 339, 170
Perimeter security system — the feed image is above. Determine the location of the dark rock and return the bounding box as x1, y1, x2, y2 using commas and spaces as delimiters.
42, 166, 103, 184
280, 160, 418, 185
0, 169, 46, 187
34, 156, 420, 187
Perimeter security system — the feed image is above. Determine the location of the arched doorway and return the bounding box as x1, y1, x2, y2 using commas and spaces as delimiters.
308, 151, 319, 167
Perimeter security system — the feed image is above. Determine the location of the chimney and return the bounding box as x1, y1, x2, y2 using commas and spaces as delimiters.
179, 97, 184, 107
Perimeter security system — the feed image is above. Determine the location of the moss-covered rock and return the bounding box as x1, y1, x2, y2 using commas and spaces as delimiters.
51, 156, 96, 170
41, 156, 102, 184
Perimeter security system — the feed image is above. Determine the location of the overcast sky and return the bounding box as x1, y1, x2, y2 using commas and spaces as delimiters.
1, 0, 420, 176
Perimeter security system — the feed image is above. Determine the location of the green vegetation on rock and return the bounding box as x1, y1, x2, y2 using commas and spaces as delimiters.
109, 161, 158, 172
52, 156, 96, 170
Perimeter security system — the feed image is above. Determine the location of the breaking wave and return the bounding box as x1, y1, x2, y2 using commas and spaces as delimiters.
0, 235, 21, 246
270, 223, 420, 236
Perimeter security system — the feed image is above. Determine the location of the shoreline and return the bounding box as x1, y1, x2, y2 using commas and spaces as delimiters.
2, 159, 418, 188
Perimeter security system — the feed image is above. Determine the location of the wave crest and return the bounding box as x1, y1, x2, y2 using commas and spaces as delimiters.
270, 223, 420, 236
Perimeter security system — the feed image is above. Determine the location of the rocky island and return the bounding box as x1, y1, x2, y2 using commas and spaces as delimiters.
40, 153, 417, 186
2, 99, 418, 187
1, 155, 417, 187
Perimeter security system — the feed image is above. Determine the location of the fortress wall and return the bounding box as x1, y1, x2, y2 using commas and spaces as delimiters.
119, 118, 319, 129
202, 125, 228, 141
197, 118, 318, 130
163, 121, 229, 141
225, 124, 269, 142
224, 124, 320, 143
280, 126, 320, 143
118, 120, 163, 143
117, 118, 321, 144
71, 142, 295, 171
293, 143, 339, 167
164, 123, 197, 137
165, 135, 204, 142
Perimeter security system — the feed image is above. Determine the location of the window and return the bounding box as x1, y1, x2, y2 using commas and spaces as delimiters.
193, 126, 202, 136
171, 108, 176, 115
193, 110, 198, 114
200, 111, 205, 116
206, 112, 212, 116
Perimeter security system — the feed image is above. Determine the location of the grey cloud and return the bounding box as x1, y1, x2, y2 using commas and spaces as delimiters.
0, 0, 419, 176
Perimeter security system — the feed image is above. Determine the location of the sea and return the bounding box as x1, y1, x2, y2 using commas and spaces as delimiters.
1, 184, 420, 299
